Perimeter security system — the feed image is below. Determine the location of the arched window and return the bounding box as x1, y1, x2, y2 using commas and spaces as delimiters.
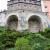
7, 15, 18, 30
28, 15, 42, 32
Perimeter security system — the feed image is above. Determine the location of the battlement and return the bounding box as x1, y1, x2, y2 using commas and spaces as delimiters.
8, 0, 41, 5
7, 0, 41, 11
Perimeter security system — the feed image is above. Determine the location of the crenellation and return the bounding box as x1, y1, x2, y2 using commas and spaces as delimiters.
7, 0, 41, 11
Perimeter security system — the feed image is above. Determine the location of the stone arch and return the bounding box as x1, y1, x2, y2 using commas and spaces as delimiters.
28, 15, 42, 32
6, 15, 18, 30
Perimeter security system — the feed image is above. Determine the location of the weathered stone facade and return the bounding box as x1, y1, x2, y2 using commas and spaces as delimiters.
0, 0, 50, 32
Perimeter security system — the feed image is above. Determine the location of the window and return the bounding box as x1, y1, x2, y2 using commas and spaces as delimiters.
45, 6, 47, 8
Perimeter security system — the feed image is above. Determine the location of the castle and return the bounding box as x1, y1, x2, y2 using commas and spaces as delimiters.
0, 0, 50, 32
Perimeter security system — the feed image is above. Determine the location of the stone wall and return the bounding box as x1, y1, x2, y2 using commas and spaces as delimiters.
4, 10, 49, 32
0, 12, 6, 26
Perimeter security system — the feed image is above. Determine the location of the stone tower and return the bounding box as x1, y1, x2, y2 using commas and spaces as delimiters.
0, 0, 49, 32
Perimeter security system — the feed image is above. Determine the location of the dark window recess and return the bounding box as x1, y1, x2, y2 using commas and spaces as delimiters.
45, 6, 47, 8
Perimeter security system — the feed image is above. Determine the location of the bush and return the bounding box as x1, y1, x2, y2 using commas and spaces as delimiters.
39, 28, 50, 38
45, 28, 50, 33
6, 47, 17, 50
25, 32, 50, 50
0, 27, 30, 50
0, 27, 50, 50
15, 37, 31, 50
0, 27, 23, 49
15, 37, 29, 46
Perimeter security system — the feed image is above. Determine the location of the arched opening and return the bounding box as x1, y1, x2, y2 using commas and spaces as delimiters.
28, 15, 42, 32
7, 15, 18, 30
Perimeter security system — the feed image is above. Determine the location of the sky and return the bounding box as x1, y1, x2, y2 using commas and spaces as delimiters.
0, 0, 10, 11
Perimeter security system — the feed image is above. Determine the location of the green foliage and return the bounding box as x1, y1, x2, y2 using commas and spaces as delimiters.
31, 43, 44, 50
16, 45, 31, 50
15, 37, 31, 50
45, 28, 50, 33
0, 26, 50, 50
6, 47, 17, 50
15, 37, 29, 46
39, 28, 50, 38
0, 27, 22, 49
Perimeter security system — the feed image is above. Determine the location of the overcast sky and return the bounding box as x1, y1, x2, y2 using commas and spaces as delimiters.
0, 0, 10, 11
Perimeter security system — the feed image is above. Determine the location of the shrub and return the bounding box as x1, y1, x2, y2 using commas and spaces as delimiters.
39, 28, 50, 38
31, 43, 44, 50
15, 37, 29, 46
6, 47, 17, 50
0, 27, 30, 50
0, 27, 22, 49
45, 28, 50, 33
25, 33, 50, 50
15, 37, 31, 50
0, 26, 50, 50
